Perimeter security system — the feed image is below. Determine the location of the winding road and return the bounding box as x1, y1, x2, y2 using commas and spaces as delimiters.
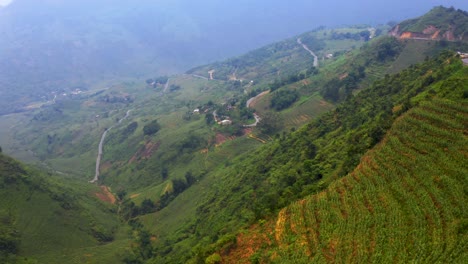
243, 90, 269, 127
297, 38, 319, 68
90, 109, 132, 183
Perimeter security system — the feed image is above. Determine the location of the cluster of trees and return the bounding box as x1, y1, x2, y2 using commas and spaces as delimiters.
270, 90, 300, 111
0, 212, 19, 262
120, 171, 199, 221
322, 36, 404, 103
322, 65, 366, 102
143, 120, 160, 136
123, 219, 154, 264
176, 134, 206, 154
169, 85, 181, 92
330, 30, 371, 41
106, 122, 138, 145
270, 66, 318, 92
99, 94, 134, 104
145, 76, 169, 88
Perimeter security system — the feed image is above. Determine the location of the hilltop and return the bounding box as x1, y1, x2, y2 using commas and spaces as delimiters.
389, 6, 468, 41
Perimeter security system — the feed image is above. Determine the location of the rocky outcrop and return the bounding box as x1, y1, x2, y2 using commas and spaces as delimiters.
390, 25, 460, 41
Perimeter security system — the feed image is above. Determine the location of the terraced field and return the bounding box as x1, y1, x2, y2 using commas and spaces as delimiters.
232, 98, 468, 263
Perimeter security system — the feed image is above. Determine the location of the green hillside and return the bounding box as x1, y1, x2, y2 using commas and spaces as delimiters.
391, 6, 468, 41
223, 97, 467, 263
0, 153, 128, 264
139, 51, 466, 263
0, 7, 467, 264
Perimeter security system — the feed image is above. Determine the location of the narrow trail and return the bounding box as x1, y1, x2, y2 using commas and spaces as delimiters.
90, 109, 132, 183
191, 74, 209, 80
297, 38, 319, 68
163, 79, 170, 93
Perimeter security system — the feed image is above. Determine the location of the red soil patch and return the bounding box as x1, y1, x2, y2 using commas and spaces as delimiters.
129, 141, 161, 163
95, 186, 116, 204
221, 221, 275, 264
243, 128, 253, 135
215, 133, 237, 147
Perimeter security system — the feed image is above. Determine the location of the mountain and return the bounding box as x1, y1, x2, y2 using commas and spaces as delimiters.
0, 5, 467, 264
390, 6, 468, 41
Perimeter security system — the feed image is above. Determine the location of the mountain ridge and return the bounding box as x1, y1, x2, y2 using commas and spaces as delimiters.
389, 6, 468, 41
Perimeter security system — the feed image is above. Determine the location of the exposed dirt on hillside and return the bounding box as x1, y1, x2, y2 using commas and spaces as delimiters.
221, 221, 275, 264
129, 141, 161, 163
215, 133, 236, 147
95, 186, 116, 204
391, 25, 457, 41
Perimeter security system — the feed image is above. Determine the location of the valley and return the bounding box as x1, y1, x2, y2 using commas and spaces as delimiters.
0, 5, 467, 264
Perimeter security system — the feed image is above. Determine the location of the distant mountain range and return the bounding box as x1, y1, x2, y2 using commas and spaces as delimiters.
1, 1, 467, 115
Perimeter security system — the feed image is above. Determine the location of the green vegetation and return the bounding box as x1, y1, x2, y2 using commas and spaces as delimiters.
0, 7, 467, 263
143, 120, 161, 136
237, 97, 467, 263
0, 153, 127, 263
270, 90, 299, 111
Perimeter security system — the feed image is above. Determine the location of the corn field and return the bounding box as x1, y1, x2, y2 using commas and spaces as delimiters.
269, 98, 468, 263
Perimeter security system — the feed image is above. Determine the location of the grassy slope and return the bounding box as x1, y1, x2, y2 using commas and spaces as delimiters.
0, 154, 128, 263
233, 97, 467, 263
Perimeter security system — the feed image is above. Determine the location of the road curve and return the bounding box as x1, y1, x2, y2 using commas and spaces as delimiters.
297, 38, 319, 68
243, 91, 269, 127
90, 110, 132, 183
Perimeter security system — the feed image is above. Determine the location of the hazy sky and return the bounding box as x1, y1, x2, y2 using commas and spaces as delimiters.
0, 0, 12, 6
0, 0, 467, 79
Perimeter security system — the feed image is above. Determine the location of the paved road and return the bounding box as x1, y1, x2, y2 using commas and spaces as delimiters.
90, 109, 132, 183
297, 38, 319, 68
243, 91, 269, 127
243, 113, 261, 127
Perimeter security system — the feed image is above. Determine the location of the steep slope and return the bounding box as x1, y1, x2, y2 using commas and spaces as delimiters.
0, 153, 126, 263
223, 96, 467, 263
142, 49, 466, 262
389, 6, 468, 41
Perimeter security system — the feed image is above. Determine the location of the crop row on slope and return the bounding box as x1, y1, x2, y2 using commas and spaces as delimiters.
224, 97, 467, 263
